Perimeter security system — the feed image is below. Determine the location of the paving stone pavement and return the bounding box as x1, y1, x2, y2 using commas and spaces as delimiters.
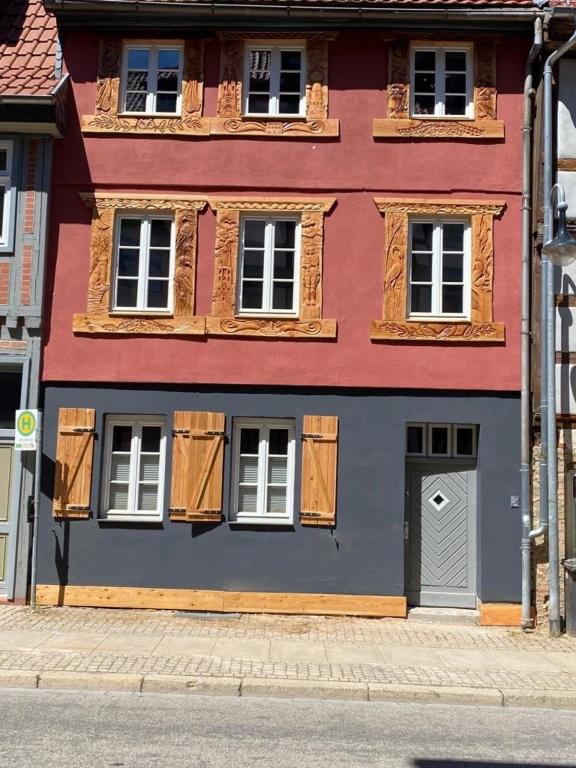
0, 605, 575, 706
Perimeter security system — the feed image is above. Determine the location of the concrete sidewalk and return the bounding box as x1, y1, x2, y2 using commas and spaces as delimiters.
1, 605, 576, 708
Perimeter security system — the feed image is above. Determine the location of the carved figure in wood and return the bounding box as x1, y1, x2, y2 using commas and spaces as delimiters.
212, 211, 240, 316
96, 38, 121, 115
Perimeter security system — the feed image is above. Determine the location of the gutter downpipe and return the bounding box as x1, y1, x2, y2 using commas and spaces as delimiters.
521, 15, 543, 630
543, 22, 576, 636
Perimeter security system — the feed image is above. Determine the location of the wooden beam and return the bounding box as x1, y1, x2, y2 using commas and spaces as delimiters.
36, 585, 407, 618
479, 602, 522, 627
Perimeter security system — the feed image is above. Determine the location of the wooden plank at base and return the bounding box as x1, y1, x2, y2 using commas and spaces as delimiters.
479, 602, 522, 627
36, 585, 407, 618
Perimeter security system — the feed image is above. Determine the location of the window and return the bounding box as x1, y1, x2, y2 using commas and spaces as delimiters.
406, 423, 477, 459
121, 46, 182, 115
239, 217, 300, 315
244, 45, 305, 117
113, 215, 174, 312
411, 47, 472, 118
409, 219, 470, 319
0, 141, 14, 251
232, 419, 295, 524
102, 416, 166, 521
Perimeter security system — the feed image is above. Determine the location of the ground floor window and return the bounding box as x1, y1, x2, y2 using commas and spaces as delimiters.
102, 416, 166, 522
231, 418, 295, 525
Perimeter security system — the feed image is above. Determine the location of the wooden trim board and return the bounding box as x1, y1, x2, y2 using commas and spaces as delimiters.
36, 585, 407, 618
479, 602, 522, 627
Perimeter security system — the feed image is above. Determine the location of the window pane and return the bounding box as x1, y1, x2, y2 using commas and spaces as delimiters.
273, 251, 294, 280
112, 425, 132, 452
431, 426, 449, 455
150, 219, 171, 247
0, 150, 7, 173
442, 285, 463, 313
244, 220, 266, 248
109, 485, 129, 510
141, 426, 161, 452
0, 188, 4, 234
407, 426, 424, 454
411, 285, 432, 313
281, 51, 302, 70
120, 219, 142, 247
242, 281, 263, 309
248, 94, 270, 114
125, 92, 147, 112
412, 223, 433, 251
116, 280, 138, 307
272, 283, 294, 310
249, 50, 271, 82
127, 70, 148, 91
414, 73, 435, 93
146, 280, 169, 309
456, 427, 474, 456
157, 71, 178, 92
269, 429, 289, 455
140, 455, 160, 483
238, 487, 257, 514
413, 96, 435, 115
411, 253, 432, 282
442, 253, 463, 283
278, 95, 301, 114
445, 73, 466, 94
239, 456, 259, 484
268, 456, 288, 484
158, 49, 180, 70
443, 223, 464, 252
240, 428, 259, 455
156, 93, 178, 113
445, 95, 467, 116
127, 49, 149, 69
118, 249, 139, 277
111, 455, 131, 482
149, 250, 170, 278
445, 51, 467, 71
274, 221, 296, 248
243, 250, 264, 279
249, 77, 270, 93
138, 485, 158, 511
414, 51, 436, 70
267, 487, 287, 514
279, 72, 301, 92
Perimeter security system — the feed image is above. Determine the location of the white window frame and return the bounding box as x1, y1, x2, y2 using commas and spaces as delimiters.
231, 418, 296, 525
408, 218, 471, 321
238, 216, 301, 316
0, 141, 15, 253
410, 45, 473, 119
243, 42, 306, 118
453, 424, 477, 458
101, 415, 166, 522
406, 423, 426, 457
120, 44, 183, 116
112, 213, 175, 313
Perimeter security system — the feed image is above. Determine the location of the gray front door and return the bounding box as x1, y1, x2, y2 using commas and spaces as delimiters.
406, 464, 476, 608
0, 443, 14, 596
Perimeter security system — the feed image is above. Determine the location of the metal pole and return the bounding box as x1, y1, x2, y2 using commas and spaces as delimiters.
29, 411, 42, 611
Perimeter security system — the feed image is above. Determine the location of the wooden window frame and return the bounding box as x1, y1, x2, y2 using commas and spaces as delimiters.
207, 197, 337, 339
410, 45, 473, 119
231, 418, 296, 526
73, 193, 207, 336
0, 140, 15, 253
82, 38, 209, 136
101, 415, 166, 523
243, 43, 306, 118
371, 198, 505, 343
211, 32, 339, 139
120, 44, 183, 116
374, 38, 504, 140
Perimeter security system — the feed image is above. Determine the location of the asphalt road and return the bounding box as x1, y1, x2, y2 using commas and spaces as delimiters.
0, 689, 574, 768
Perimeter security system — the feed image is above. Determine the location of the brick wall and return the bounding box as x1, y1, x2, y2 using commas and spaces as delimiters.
0, 263, 9, 305
20, 140, 38, 306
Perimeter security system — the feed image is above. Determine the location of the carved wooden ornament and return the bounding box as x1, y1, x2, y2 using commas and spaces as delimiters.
82, 39, 210, 136
74, 194, 207, 336
207, 198, 336, 339
371, 198, 506, 343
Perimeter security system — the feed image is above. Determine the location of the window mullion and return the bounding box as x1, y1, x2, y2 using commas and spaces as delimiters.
264, 219, 274, 312
148, 49, 157, 113
436, 50, 445, 116
128, 426, 140, 514
139, 218, 150, 310
271, 48, 280, 114
258, 427, 268, 517
433, 222, 442, 315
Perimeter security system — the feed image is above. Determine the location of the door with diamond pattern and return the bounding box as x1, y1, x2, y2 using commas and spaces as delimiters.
406, 464, 476, 608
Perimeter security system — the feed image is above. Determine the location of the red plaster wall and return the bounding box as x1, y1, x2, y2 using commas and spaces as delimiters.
43, 31, 527, 392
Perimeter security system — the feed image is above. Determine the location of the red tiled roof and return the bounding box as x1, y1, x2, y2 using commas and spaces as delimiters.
0, 0, 58, 97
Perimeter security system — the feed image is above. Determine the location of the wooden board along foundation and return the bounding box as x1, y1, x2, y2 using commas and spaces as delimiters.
479, 602, 522, 627
36, 585, 407, 618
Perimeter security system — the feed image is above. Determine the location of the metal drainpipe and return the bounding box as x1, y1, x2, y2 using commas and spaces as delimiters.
521, 16, 543, 631
543, 23, 576, 636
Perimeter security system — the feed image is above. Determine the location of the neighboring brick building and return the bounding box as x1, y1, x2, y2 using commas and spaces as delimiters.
0, 0, 67, 603
36, 0, 535, 622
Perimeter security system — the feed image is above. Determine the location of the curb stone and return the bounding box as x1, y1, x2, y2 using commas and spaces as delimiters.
369, 683, 503, 706
0, 670, 39, 689
501, 688, 576, 709
142, 675, 241, 696
38, 672, 143, 692
240, 678, 369, 700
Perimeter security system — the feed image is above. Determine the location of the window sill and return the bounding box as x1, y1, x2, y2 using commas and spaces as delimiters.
81, 114, 210, 136
210, 117, 339, 139
205, 315, 337, 339
373, 118, 504, 140
73, 313, 206, 336
370, 319, 505, 343
99, 516, 163, 524
229, 517, 294, 527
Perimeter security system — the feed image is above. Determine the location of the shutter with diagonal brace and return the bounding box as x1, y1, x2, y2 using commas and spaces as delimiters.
169, 411, 225, 522
53, 408, 96, 519
300, 415, 338, 527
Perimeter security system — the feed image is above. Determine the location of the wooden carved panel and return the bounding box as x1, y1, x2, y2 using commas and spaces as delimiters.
370, 320, 505, 343
300, 212, 323, 321
382, 212, 408, 321
183, 40, 204, 117
87, 207, 114, 315
217, 40, 243, 119
471, 212, 495, 324
388, 39, 409, 119
474, 41, 497, 122
95, 38, 122, 116
205, 317, 336, 338
306, 41, 329, 121
175, 207, 199, 317
212, 209, 240, 317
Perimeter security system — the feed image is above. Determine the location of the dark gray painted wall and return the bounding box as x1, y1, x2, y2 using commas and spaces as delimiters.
38, 385, 521, 602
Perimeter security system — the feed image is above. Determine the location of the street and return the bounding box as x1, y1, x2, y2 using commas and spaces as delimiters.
0, 689, 574, 768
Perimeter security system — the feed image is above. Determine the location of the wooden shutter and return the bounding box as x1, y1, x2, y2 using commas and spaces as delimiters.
53, 408, 96, 519
300, 415, 338, 527
169, 411, 225, 522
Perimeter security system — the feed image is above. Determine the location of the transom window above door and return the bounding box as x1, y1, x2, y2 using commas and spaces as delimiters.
121, 45, 183, 115
411, 46, 472, 118
244, 45, 306, 117
406, 423, 477, 459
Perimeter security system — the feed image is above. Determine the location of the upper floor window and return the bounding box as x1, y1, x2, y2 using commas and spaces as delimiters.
121, 45, 183, 115
0, 141, 14, 251
113, 214, 174, 312
244, 44, 306, 117
239, 216, 300, 315
411, 46, 472, 118
409, 219, 470, 319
